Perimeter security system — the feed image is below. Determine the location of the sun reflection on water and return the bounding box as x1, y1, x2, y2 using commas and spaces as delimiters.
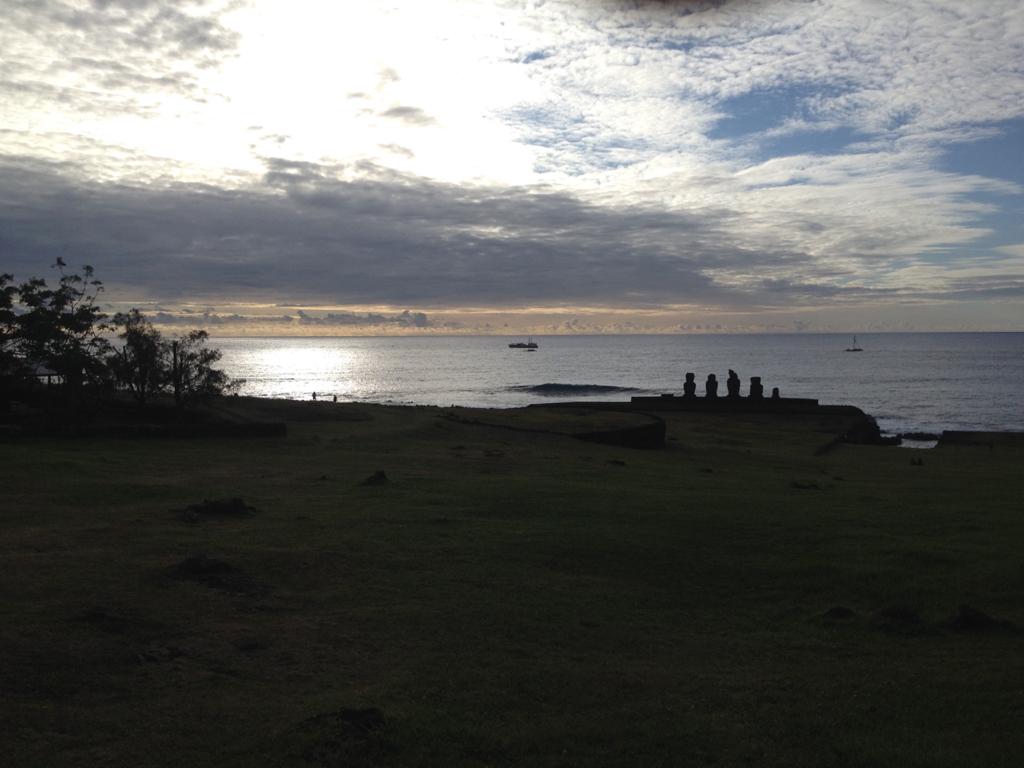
251, 343, 360, 398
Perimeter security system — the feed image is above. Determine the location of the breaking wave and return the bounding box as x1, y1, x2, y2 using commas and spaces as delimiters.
509, 383, 641, 397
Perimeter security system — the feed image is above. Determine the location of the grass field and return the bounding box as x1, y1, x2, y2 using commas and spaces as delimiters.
2, 398, 1022, 766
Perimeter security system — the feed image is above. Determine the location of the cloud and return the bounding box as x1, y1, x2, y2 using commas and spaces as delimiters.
147, 311, 293, 326
995, 244, 1024, 259
144, 308, 430, 328
1, 0, 242, 116
379, 143, 416, 159
296, 309, 428, 327
378, 68, 401, 87
4, 149, 1013, 317
0, 152, 764, 308
497, 0, 1024, 175
1, 0, 1022, 330
379, 106, 437, 126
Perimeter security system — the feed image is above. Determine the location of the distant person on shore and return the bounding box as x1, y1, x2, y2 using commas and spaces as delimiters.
706, 374, 718, 398
727, 370, 741, 398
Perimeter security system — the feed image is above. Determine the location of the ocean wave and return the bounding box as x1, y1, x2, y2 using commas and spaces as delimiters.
508, 383, 641, 397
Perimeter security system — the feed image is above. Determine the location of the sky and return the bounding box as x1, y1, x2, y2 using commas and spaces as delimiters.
1, 0, 1023, 334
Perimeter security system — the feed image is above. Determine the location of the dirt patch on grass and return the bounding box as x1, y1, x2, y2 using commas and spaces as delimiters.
74, 606, 164, 638
178, 497, 258, 522
946, 605, 1017, 634
822, 605, 856, 620
136, 643, 184, 663
166, 555, 268, 596
871, 605, 934, 636
75, 606, 133, 634
281, 707, 390, 767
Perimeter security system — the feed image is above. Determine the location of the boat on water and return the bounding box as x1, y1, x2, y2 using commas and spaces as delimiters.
509, 338, 538, 349
845, 335, 863, 352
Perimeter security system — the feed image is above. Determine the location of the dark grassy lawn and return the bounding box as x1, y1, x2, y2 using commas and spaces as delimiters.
2, 399, 1022, 766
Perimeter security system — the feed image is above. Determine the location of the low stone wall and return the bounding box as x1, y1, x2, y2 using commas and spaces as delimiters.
541, 397, 891, 449
629, 394, 820, 412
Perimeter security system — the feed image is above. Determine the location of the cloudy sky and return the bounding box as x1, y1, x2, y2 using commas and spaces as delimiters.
2, 0, 1023, 333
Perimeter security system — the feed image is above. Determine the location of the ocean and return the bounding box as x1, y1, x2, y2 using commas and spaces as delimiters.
213, 333, 1024, 436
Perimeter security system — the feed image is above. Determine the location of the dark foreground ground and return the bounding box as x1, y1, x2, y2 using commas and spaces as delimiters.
2, 398, 1022, 767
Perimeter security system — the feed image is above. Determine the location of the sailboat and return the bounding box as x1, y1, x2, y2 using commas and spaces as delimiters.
509, 337, 538, 349
845, 335, 863, 352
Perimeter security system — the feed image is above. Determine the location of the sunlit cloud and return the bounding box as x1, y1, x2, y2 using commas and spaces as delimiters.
1, 0, 1022, 331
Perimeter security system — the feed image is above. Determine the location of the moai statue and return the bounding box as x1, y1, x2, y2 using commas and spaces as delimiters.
683, 372, 697, 398
705, 373, 718, 398
749, 376, 764, 399
726, 369, 741, 398
771, 386, 780, 400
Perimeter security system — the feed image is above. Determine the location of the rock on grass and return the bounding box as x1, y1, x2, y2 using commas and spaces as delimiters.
358, 470, 388, 486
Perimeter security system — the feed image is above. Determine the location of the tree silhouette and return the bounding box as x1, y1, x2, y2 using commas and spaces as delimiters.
0, 273, 19, 411
108, 313, 237, 407
16, 260, 111, 396
0, 273, 17, 374
5, 263, 237, 410
110, 309, 166, 406
169, 329, 233, 407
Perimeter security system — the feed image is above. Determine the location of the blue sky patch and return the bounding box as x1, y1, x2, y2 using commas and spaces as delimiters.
708, 84, 851, 141
757, 126, 862, 159
939, 118, 1024, 186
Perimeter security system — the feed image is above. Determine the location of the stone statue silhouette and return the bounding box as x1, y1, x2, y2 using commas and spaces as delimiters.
683, 372, 696, 398
749, 376, 764, 399
726, 369, 741, 398
705, 373, 718, 398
